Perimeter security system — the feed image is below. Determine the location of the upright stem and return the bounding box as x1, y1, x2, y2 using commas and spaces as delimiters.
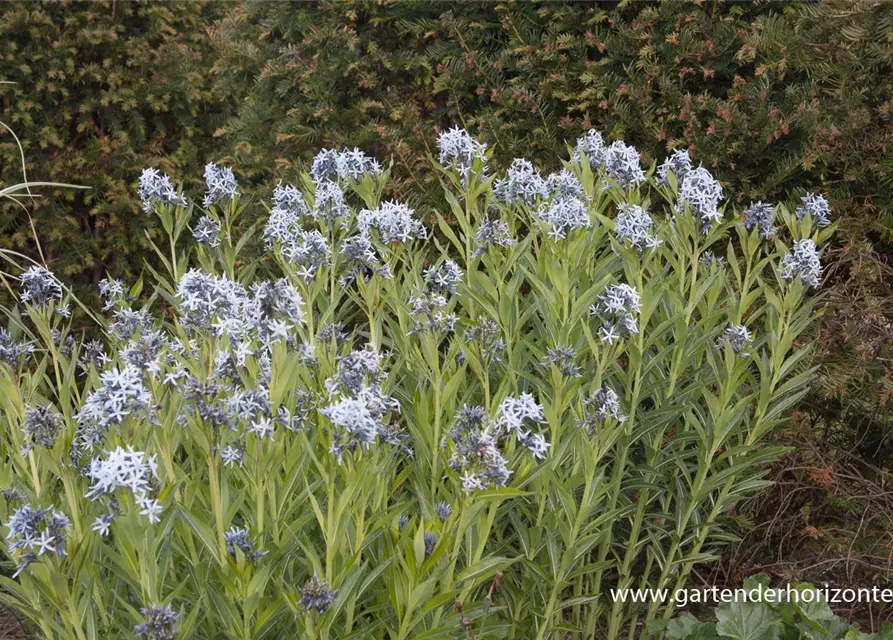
208, 447, 226, 560
325, 467, 336, 583
430, 366, 443, 500
643, 305, 795, 634
592, 275, 645, 632
255, 441, 265, 534
536, 474, 591, 640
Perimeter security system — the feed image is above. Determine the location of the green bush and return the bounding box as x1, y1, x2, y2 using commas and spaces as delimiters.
212, 2, 893, 216
212, 1, 893, 454
0, 0, 228, 295
0, 132, 830, 638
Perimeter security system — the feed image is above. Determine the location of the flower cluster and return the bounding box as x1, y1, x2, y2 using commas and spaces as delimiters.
424, 259, 463, 295
435, 501, 452, 521
717, 325, 752, 356
265, 190, 306, 246
311, 148, 381, 184
743, 201, 776, 240
438, 127, 488, 183
535, 194, 591, 240
176, 270, 304, 346
20, 405, 62, 455
700, 251, 727, 270
473, 218, 515, 257
0, 329, 33, 366
578, 387, 626, 432
52, 328, 76, 356
656, 149, 693, 187
341, 234, 392, 284
615, 204, 662, 251
321, 347, 401, 462
221, 444, 245, 468
134, 604, 179, 640
496, 394, 550, 460
546, 169, 586, 200
509, 161, 591, 240
203, 162, 239, 208
118, 327, 166, 373
446, 406, 512, 492
75, 365, 152, 449
410, 260, 463, 335
539, 345, 582, 378
176, 377, 235, 432
5, 504, 70, 577
572, 129, 608, 168
264, 184, 318, 264
591, 284, 642, 344
272, 182, 310, 216
176, 270, 248, 335
19, 266, 62, 309
408, 292, 456, 335
91, 509, 118, 537
109, 308, 154, 341
193, 215, 222, 247
138, 168, 187, 213
795, 193, 832, 228
424, 531, 437, 557
780, 239, 823, 288
230, 385, 277, 439
251, 279, 306, 328
677, 167, 724, 231
2, 489, 22, 506
465, 319, 507, 362
358, 201, 427, 244
99, 278, 128, 311
312, 179, 350, 225
288, 231, 332, 281
79, 339, 109, 372
494, 158, 548, 207
605, 141, 646, 188
299, 574, 338, 614
265, 205, 332, 278
317, 322, 348, 345
225, 526, 267, 562
85, 446, 161, 523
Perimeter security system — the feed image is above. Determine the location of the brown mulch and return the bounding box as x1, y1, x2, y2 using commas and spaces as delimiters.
0, 607, 26, 639
698, 430, 893, 633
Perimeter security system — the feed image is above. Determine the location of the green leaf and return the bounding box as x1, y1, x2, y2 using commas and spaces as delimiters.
715, 602, 781, 640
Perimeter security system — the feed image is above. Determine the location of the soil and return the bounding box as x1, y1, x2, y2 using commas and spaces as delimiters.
0, 608, 26, 639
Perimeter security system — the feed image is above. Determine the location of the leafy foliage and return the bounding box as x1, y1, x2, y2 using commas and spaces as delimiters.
0, 136, 829, 638
0, 0, 229, 294
211, 0, 893, 456
212, 2, 893, 212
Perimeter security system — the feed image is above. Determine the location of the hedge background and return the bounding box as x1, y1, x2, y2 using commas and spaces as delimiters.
211, 2, 893, 446
2, 0, 892, 588
0, 1, 228, 289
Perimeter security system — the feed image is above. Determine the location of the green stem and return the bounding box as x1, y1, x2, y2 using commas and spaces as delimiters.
256, 441, 265, 534
430, 366, 443, 501
325, 467, 336, 583
644, 305, 796, 634
536, 474, 592, 640
208, 449, 226, 560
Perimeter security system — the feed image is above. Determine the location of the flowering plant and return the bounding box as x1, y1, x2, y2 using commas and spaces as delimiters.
0, 131, 833, 639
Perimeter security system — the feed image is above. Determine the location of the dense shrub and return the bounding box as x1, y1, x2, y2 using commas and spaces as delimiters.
0, 133, 831, 637
211, 1, 893, 455
0, 0, 228, 294
211, 2, 893, 215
